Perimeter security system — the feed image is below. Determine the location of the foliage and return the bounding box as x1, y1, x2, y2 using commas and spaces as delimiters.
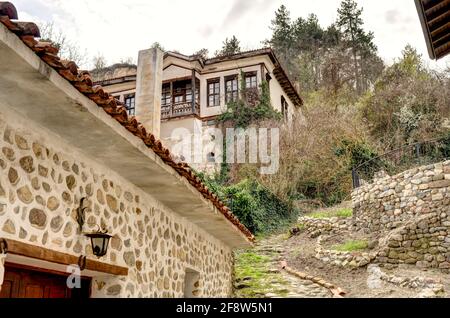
308, 208, 353, 219
150, 42, 165, 51
258, 97, 370, 206
361, 45, 450, 151
215, 36, 241, 57
333, 240, 368, 252
196, 172, 296, 235
265, 1, 383, 97
334, 139, 386, 181
193, 48, 209, 59
218, 76, 281, 128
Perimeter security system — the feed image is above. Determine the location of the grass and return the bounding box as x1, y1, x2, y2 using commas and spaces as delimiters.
332, 240, 368, 252
308, 208, 353, 219
234, 251, 288, 298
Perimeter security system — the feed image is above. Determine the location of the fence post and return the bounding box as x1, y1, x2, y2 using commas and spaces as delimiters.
352, 168, 360, 189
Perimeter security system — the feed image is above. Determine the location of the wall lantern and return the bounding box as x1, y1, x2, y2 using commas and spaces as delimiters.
76, 197, 112, 258
85, 230, 112, 258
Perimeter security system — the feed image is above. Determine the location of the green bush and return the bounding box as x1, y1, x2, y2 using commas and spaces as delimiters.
196, 173, 296, 235
224, 179, 296, 234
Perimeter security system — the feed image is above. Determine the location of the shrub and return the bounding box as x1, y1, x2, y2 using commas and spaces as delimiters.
196, 173, 296, 235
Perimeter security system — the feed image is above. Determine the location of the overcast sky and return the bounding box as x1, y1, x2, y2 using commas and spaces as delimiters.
13, 0, 450, 69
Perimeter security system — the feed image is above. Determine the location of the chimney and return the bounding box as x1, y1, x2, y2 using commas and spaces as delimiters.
135, 48, 163, 139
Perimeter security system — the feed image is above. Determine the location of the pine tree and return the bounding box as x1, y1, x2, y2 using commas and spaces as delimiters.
216, 36, 241, 56
266, 5, 293, 66
337, 0, 377, 93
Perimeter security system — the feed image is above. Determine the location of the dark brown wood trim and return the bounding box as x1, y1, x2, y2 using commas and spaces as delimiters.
163, 63, 202, 73
260, 63, 265, 83
164, 62, 269, 77
3, 239, 128, 276
202, 63, 266, 75
162, 75, 194, 84
201, 115, 219, 121
5, 262, 91, 280
161, 113, 202, 122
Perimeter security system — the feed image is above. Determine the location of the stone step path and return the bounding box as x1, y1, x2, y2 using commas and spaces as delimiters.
254, 235, 332, 298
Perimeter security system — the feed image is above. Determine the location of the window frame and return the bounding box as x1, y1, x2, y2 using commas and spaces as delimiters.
244, 71, 258, 89
124, 94, 136, 116
225, 75, 239, 104
161, 84, 171, 106
207, 78, 221, 107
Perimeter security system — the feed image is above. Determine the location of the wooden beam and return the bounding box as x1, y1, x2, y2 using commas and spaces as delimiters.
191, 70, 196, 113
2, 238, 128, 276
170, 81, 174, 118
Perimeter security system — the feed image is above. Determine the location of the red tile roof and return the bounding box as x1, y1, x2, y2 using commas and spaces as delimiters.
0, 1, 254, 242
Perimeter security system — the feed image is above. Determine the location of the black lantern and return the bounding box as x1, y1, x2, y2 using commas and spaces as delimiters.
76, 197, 112, 258
85, 230, 112, 258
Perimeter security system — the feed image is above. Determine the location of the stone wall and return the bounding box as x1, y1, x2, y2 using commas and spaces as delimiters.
0, 108, 233, 297
352, 162, 450, 270
376, 212, 450, 269
297, 216, 352, 238
352, 162, 450, 233
314, 236, 376, 268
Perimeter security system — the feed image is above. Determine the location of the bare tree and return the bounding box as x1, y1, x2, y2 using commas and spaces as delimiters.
38, 22, 89, 67
119, 57, 135, 65
92, 54, 107, 70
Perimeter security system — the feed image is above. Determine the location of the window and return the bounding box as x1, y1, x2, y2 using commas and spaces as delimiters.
207, 78, 220, 107
186, 84, 193, 103
174, 94, 184, 104
244, 72, 258, 89
162, 84, 171, 106
225, 75, 238, 104
281, 96, 288, 121
173, 85, 184, 104
124, 94, 135, 116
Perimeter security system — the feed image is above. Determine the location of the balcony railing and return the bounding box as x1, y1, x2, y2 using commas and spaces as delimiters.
161, 102, 200, 120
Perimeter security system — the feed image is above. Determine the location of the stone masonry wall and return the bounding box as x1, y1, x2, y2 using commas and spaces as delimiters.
352, 162, 450, 232
352, 161, 450, 269
376, 212, 450, 269
0, 108, 233, 298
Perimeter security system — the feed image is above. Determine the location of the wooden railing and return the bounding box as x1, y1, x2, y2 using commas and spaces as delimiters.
161, 102, 200, 119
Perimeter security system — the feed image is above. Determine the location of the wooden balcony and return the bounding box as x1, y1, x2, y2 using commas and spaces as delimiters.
161, 101, 200, 120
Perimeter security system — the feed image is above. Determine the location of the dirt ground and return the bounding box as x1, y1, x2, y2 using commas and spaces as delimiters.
284, 231, 450, 298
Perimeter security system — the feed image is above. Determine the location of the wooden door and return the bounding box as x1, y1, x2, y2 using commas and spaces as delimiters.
0, 263, 91, 298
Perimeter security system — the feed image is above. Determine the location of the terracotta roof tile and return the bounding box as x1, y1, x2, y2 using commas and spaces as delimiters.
0, 1, 254, 242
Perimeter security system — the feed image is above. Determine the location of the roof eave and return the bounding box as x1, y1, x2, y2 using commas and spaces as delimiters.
415, 0, 437, 60
0, 18, 253, 248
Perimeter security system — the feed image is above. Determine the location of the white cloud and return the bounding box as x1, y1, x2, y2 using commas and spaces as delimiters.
10, 0, 450, 69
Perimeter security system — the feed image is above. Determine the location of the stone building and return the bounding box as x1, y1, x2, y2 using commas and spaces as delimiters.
0, 2, 253, 298
93, 48, 303, 172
